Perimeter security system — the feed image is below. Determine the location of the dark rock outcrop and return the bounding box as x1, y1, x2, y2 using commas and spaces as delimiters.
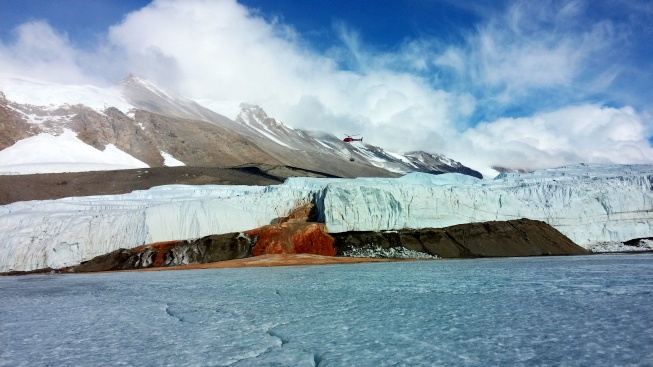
71, 233, 255, 272
332, 219, 590, 258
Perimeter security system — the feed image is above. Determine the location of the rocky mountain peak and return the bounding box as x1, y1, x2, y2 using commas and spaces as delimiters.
492, 166, 533, 174
236, 103, 286, 130
117, 74, 147, 87
116, 74, 169, 98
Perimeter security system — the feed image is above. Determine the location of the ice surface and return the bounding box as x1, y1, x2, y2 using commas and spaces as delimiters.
1, 254, 651, 366
0, 129, 149, 175
1, 164, 652, 272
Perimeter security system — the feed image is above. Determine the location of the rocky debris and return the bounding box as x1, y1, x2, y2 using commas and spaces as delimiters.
70, 233, 255, 273
341, 245, 438, 259
332, 219, 590, 258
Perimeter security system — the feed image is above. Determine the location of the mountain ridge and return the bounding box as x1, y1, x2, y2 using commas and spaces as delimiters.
0, 74, 482, 178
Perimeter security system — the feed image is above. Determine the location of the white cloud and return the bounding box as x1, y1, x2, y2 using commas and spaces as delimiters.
0, 21, 96, 84
106, 0, 469, 151
436, 0, 622, 106
450, 105, 653, 177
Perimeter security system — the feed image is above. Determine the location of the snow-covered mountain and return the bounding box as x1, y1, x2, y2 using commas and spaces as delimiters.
1, 163, 651, 272
0, 74, 481, 178
234, 103, 482, 177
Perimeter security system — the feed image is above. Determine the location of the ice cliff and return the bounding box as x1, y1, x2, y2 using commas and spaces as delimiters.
0, 185, 315, 272
1, 164, 652, 272
319, 164, 653, 245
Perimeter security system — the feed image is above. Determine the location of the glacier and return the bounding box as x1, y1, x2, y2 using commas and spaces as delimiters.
1, 163, 652, 272
0, 185, 316, 272
319, 164, 653, 245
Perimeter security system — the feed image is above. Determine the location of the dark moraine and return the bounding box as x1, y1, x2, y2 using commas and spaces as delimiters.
332, 218, 590, 258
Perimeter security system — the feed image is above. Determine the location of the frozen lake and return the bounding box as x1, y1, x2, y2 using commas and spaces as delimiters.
2, 254, 652, 366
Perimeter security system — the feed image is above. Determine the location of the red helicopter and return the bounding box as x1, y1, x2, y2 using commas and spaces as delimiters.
343, 134, 363, 143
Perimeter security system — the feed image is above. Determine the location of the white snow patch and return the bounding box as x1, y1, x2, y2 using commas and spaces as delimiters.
0, 129, 149, 174
255, 128, 292, 148
385, 150, 413, 164
161, 151, 185, 167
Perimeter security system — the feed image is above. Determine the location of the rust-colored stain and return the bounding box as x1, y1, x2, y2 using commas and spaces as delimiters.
132, 240, 185, 267
248, 222, 335, 256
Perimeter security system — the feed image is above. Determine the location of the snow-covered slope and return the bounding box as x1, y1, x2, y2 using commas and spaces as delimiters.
1, 163, 651, 272
297, 130, 482, 177
0, 129, 149, 174
116, 75, 247, 134
0, 74, 132, 112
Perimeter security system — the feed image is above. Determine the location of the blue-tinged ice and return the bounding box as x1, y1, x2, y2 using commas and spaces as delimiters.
1, 254, 651, 366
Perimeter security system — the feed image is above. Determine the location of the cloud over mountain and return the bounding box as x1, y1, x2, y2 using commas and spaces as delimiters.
0, 0, 651, 175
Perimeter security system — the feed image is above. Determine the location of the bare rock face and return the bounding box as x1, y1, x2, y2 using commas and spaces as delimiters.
0, 93, 41, 150
71, 107, 164, 166
332, 219, 590, 258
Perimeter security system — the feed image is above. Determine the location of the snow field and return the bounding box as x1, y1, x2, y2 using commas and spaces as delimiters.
0, 74, 132, 112
0, 129, 149, 174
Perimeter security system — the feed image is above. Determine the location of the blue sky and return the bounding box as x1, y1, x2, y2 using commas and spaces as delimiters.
0, 0, 652, 173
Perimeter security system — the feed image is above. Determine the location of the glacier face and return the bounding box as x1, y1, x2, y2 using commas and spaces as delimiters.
321, 164, 653, 246
0, 185, 315, 272
1, 164, 652, 272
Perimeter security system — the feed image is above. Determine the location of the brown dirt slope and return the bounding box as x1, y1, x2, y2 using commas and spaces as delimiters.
0, 164, 340, 205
